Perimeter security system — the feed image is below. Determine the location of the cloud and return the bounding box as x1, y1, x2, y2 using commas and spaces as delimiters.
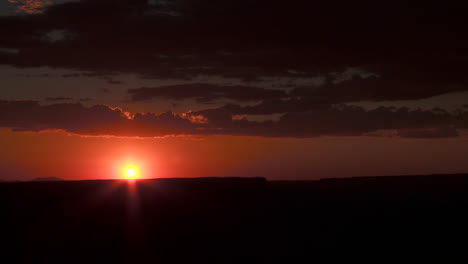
0, 0, 467, 104
107, 79, 123, 85
8, 0, 52, 14
0, 48, 19, 54
397, 127, 459, 138
0, 100, 196, 137
291, 71, 468, 103
44, 97, 92, 103
1, 100, 466, 138
0, 100, 128, 134
128, 83, 287, 103
188, 104, 468, 138
1, 0, 467, 138
4, 0, 468, 142
44, 96, 73, 101
221, 98, 321, 115
41, 29, 76, 43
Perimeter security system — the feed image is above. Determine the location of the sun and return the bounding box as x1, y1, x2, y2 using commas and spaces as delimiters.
126, 168, 136, 178
122, 166, 139, 179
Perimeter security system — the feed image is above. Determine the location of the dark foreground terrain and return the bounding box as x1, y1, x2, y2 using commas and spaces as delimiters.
2, 174, 468, 261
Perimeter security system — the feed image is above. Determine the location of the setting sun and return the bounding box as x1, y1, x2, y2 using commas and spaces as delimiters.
126, 168, 136, 178
123, 166, 139, 179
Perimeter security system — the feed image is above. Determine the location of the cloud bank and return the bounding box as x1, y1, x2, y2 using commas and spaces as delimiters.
1, 0, 468, 140
1, 100, 467, 138
0, 0, 467, 103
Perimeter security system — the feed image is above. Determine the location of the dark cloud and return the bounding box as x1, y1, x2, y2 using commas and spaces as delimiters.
60, 72, 117, 78
222, 98, 322, 115
397, 127, 459, 138
0, 100, 198, 137
0, 0, 467, 104
128, 83, 287, 103
7, 0, 52, 14
44, 96, 73, 101
44, 97, 93, 103
187, 104, 468, 138
2, 0, 468, 142
291, 69, 468, 103
107, 79, 123, 85
128, 71, 468, 107
0, 100, 127, 134
218, 105, 463, 138
1, 100, 466, 138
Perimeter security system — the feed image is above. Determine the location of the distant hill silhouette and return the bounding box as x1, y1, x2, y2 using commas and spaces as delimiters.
31, 177, 65, 182
2, 174, 468, 261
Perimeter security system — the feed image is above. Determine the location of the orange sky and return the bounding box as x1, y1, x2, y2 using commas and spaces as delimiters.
2, 128, 468, 181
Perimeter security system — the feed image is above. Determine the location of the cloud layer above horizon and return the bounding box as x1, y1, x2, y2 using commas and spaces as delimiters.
1, 100, 467, 138
1, 0, 468, 138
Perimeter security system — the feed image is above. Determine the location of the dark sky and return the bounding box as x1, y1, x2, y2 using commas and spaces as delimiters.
1, 0, 468, 180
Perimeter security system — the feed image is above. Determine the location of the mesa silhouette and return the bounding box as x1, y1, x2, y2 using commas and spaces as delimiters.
1, 174, 468, 261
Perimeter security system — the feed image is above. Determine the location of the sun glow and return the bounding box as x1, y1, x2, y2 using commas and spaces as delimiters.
123, 166, 139, 179
126, 168, 136, 178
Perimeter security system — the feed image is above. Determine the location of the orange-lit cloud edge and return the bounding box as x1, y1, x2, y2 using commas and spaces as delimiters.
8, 0, 52, 14
2, 101, 468, 140
34, 129, 207, 140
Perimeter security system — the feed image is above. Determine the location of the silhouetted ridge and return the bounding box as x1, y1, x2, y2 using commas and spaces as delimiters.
31, 177, 65, 182
2, 174, 468, 261
148, 177, 270, 203
319, 173, 468, 183
154, 177, 267, 188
